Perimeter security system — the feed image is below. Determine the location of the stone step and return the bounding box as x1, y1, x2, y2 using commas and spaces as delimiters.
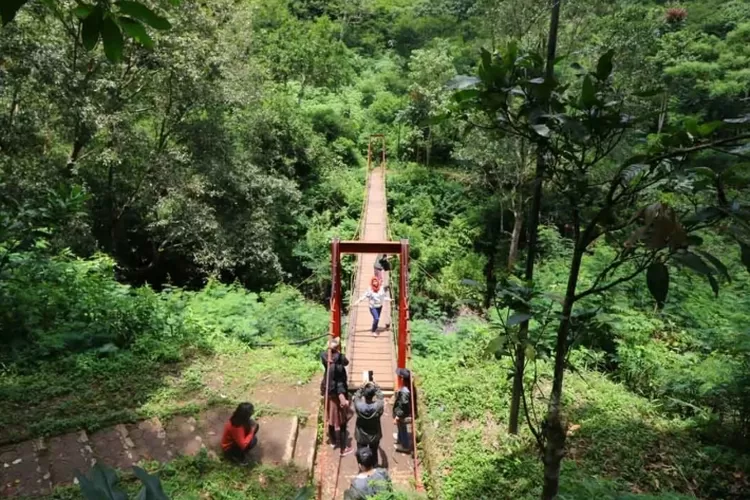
126, 418, 171, 463
164, 415, 203, 458
89, 425, 136, 471
283, 416, 299, 464
293, 421, 317, 473
0, 438, 51, 497
48, 431, 95, 485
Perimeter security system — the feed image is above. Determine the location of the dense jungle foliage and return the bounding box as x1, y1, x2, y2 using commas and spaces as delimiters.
2, 0, 750, 499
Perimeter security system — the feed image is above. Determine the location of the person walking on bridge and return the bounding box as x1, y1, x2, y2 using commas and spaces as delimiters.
343, 447, 392, 500
353, 380, 385, 460
373, 254, 390, 285
355, 277, 391, 336
320, 337, 353, 456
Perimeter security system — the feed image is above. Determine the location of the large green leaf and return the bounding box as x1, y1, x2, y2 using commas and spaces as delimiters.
101, 17, 124, 62
696, 250, 731, 282
75, 463, 127, 500
293, 486, 314, 500
673, 251, 714, 276
581, 75, 596, 108
484, 335, 508, 358
133, 466, 169, 500
0, 0, 27, 25
507, 312, 532, 326
646, 262, 669, 309
741, 241, 750, 274
73, 4, 94, 19
531, 124, 550, 137
116, 1, 171, 30
81, 5, 103, 51
683, 206, 722, 225
120, 17, 154, 49
595, 49, 614, 81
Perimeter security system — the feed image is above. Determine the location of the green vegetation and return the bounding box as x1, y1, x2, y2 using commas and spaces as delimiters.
0, 260, 327, 443
44, 452, 309, 500
2, 0, 750, 499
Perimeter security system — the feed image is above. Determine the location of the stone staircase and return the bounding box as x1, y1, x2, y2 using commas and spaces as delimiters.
1, 407, 319, 497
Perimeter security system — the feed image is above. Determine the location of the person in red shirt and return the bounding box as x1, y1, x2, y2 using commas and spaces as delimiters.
222, 402, 259, 464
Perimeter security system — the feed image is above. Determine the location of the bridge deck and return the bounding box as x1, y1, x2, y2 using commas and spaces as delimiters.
347, 166, 397, 390
317, 166, 415, 499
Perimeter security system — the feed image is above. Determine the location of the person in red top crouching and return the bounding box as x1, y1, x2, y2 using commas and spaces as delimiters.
222, 402, 259, 464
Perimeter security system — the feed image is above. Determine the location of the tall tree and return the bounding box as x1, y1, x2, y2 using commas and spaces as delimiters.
452, 39, 750, 500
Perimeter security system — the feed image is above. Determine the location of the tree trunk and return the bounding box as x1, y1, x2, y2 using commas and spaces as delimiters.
542, 244, 582, 500
538, 1, 566, 496
509, 0, 563, 436
483, 252, 496, 310
507, 208, 523, 270
508, 164, 543, 434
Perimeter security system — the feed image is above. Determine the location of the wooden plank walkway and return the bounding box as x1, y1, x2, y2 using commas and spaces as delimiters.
347, 166, 397, 390
316, 165, 415, 499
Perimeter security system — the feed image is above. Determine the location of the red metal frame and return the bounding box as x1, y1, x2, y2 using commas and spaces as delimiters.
330, 238, 409, 373
330, 239, 342, 339
398, 239, 409, 379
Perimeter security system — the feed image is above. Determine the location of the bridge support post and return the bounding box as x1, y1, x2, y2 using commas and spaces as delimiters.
331, 238, 342, 338
397, 239, 409, 380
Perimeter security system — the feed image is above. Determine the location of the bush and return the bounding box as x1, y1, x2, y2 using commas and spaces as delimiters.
0, 252, 182, 364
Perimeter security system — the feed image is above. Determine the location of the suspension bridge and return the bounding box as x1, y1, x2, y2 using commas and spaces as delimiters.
315, 136, 421, 498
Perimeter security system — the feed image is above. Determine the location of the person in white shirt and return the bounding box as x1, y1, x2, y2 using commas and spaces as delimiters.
355, 276, 392, 335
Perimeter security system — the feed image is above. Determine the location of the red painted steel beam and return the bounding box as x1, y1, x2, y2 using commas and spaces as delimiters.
331, 238, 342, 338
339, 240, 402, 254
398, 239, 409, 374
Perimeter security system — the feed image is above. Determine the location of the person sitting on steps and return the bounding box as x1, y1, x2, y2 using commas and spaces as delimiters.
353, 378, 384, 460
343, 446, 393, 500
355, 277, 391, 336
320, 337, 354, 456
222, 402, 259, 464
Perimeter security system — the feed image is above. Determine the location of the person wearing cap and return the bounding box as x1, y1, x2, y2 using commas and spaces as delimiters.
320, 337, 353, 456
343, 446, 392, 499
393, 368, 417, 453
355, 277, 391, 336
352, 379, 385, 458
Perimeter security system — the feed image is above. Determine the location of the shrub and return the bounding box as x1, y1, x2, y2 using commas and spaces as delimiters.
0, 252, 179, 364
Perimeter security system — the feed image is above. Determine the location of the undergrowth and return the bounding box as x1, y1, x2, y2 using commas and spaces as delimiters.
38, 451, 308, 500
413, 318, 750, 499
0, 255, 327, 444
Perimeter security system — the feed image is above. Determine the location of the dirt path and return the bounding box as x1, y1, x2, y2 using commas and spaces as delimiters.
0, 381, 321, 497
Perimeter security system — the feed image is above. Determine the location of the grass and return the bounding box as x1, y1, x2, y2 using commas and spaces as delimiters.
0, 337, 322, 445
36, 451, 309, 500
0, 282, 327, 445
413, 318, 750, 500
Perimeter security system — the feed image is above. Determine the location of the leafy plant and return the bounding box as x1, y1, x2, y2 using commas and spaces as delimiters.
76, 463, 168, 500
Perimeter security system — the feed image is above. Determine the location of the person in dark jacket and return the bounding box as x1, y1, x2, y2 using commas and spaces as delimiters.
353, 380, 384, 458
393, 368, 417, 453
320, 337, 353, 456
343, 446, 392, 500
373, 254, 390, 285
